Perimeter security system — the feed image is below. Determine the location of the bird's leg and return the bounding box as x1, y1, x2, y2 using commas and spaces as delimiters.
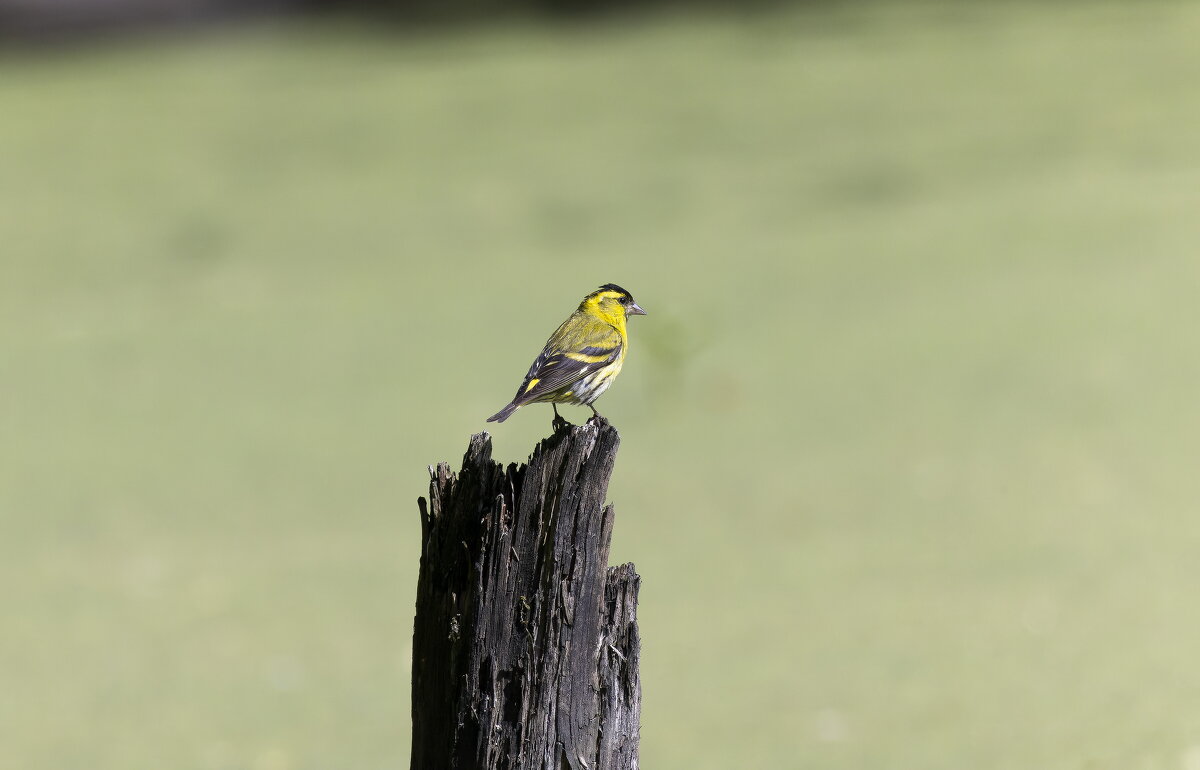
551, 404, 572, 432
587, 405, 608, 426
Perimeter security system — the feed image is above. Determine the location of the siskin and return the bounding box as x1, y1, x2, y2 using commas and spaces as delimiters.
487, 284, 647, 425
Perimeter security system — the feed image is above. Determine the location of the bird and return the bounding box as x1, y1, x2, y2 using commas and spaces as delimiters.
487, 284, 647, 425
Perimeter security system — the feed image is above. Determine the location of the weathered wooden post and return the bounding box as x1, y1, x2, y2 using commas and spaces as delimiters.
411, 421, 641, 770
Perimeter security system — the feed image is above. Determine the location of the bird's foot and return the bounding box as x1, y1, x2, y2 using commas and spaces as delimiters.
551, 406, 574, 433
586, 407, 609, 427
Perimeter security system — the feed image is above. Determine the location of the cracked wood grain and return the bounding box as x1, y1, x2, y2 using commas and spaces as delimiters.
411, 421, 641, 770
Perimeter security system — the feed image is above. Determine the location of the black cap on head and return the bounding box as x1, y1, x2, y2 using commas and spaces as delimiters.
597, 283, 631, 297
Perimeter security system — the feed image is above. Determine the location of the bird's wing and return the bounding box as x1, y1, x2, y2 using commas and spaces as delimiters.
511, 320, 623, 405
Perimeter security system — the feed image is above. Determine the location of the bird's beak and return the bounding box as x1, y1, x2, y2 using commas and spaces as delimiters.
628, 302, 647, 316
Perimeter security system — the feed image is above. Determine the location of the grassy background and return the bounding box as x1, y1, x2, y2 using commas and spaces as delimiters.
4, 3, 1200, 768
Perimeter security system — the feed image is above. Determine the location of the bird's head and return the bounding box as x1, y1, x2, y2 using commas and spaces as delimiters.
584, 283, 647, 324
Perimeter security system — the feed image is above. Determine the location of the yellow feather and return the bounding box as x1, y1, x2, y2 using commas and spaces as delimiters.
486, 284, 645, 424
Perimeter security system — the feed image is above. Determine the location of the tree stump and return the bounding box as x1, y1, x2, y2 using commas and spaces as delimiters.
411, 421, 641, 770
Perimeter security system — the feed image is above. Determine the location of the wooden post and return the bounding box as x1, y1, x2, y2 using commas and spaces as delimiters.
411, 421, 642, 770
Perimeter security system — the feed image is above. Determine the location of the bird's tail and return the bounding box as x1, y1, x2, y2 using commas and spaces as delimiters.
486, 402, 520, 423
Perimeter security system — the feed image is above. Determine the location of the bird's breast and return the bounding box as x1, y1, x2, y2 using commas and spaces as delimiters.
573, 359, 622, 405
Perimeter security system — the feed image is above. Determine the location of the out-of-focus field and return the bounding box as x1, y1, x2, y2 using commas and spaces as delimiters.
4, 3, 1200, 768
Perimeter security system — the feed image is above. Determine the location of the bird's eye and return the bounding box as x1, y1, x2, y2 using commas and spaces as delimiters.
619, 295, 630, 304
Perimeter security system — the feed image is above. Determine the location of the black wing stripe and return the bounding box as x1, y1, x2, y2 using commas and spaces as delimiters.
578, 345, 620, 358
514, 345, 620, 405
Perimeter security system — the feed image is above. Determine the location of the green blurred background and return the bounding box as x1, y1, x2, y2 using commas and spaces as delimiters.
5, 2, 1200, 768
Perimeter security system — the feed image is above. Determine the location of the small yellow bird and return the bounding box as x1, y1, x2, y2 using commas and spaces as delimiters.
487, 284, 647, 424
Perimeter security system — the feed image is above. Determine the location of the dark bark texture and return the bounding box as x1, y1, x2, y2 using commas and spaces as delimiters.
412, 421, 641, 770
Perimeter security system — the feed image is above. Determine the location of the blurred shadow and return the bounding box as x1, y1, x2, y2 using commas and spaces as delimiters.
1, 0, 824, 42
320, 0, 811, 24
0, 0, 292, 42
